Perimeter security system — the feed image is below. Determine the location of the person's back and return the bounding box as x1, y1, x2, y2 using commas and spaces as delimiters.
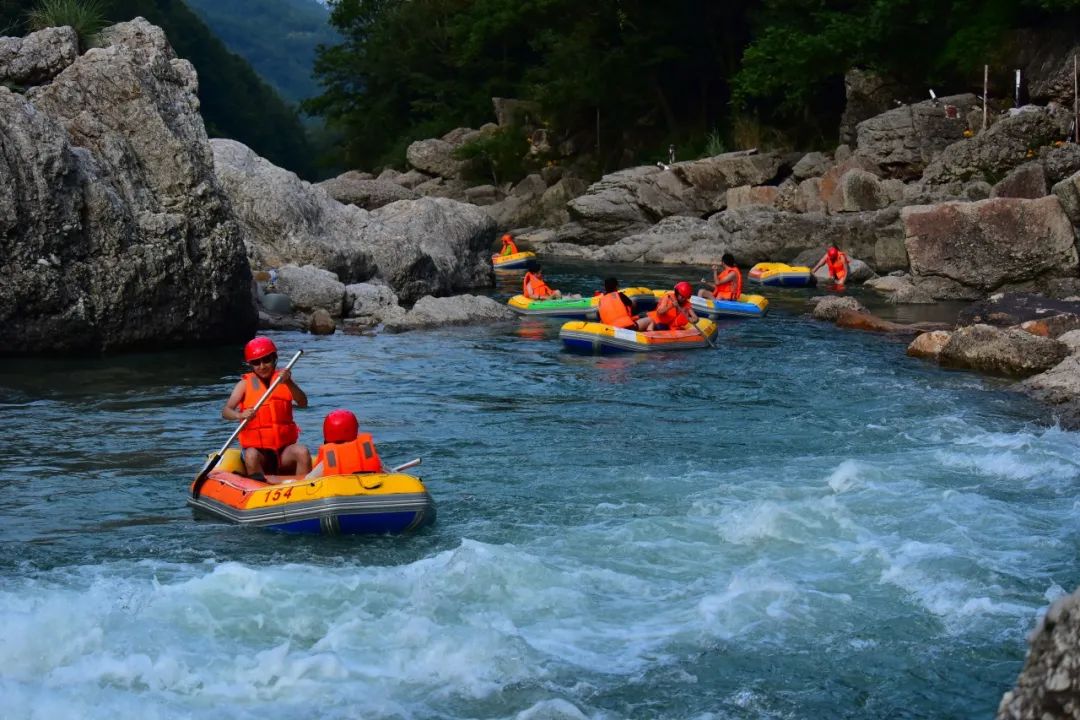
311, 409, 383, 477
597, 277, 636, 329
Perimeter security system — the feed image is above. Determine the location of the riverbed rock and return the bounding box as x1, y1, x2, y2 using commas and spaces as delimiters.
939, 324, 1068, 377
958, 293, 1080, 327
1052, 170, 1080, 226
902, 197, 1078, 294
382, 294, 516, 332
907, 330, 952, 361
1, 19, 255, 356
809, 296, 868, 321
1019, 313, 1080, 338
0, 26, 78, 86
317, 172, 418, 210
344, 282, 406, 328
833, 309, 938, 334
997, 586, 1080, 719
308, 308, 336, 335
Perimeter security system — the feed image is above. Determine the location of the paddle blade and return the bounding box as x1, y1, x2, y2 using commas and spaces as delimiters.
191, 451, 222, 498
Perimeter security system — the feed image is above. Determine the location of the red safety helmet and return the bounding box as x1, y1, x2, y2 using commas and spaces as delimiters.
827, 246, 839, 259
501, 233, 513, 243
244, 336, 277, 362
675, 281, 692, 299
323, 409, 359, 444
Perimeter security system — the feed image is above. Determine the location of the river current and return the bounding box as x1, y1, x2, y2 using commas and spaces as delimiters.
1, 261, 1077, 720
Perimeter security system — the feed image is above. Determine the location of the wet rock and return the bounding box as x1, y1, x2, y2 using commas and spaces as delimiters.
0, 26, 78, 86
809, 296, 868, 321
259, 293, 292, 315
308, 308, 336, 335
958, 293, 1080, 327
907, 330, 952, 361
834, 309, 928, 334
996, 586, 1080, 719
939, 324, 1068, 377
382, 294, 516, 332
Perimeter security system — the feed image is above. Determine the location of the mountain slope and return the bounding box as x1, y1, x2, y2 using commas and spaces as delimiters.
181, 0, 338, 105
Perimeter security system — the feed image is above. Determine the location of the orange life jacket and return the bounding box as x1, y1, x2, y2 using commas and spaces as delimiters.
501, 239, 519, 255
826, 252, 848, 282
523, 272, 554, 299
238, 371, 299, 450
315, 434, 382, 475
648, 292, 689, 329
598, 291, 636, 329
714, 266, 742, 300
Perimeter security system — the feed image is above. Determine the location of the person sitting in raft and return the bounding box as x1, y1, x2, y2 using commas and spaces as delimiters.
499, 233, 519, 256
597, 277, 638, 329
636, 281, 699, 332
306, 409, 383, 478
222, 337, 311, 482
523, 267, 580, 300
811, 245, 850, 288
698, 253, 742, 301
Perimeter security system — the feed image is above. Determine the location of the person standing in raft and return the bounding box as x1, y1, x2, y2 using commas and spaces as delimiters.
698, 253, 742, 300
306, 409, 383, 478
222, 337, 311, 482
637, 281, 699, 331
523, 267, 580, 300
597, 277, 639, 329
499, 233, 519, 256
810, 245, 850, 288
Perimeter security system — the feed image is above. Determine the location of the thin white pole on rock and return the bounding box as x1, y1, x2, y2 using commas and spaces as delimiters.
982, 65, 988, 132
1015, 69, 1021, 108
1074, 55, 1078, 143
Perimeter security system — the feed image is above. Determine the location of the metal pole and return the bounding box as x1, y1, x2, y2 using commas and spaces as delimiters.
1015, 69, 1021, 108
982, 64, 988, 131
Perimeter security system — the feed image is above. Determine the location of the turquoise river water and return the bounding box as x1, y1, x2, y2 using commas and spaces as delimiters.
1, 261, 1078, 720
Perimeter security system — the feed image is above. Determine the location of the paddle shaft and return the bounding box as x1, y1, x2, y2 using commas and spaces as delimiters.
390, 458, 421, 473
191, 349, 303, 498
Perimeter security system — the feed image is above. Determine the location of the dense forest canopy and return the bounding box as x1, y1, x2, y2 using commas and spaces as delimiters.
308, 0, 1080, 175
0, 0, 316, 178
181, 0, 339, 105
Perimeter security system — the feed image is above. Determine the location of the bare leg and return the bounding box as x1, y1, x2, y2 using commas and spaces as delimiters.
242, 447, 267, 477
697, 289, 715, 299
279, 444, 312, 476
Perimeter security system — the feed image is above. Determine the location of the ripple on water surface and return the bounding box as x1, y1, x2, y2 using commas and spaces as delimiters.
0, 268, 1078, 719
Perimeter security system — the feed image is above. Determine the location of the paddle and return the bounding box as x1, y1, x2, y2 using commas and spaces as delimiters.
191, 349, 303, 498
390, 458, 422, 472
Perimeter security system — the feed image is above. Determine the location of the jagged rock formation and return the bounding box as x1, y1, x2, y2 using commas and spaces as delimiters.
0, 20, 254, 355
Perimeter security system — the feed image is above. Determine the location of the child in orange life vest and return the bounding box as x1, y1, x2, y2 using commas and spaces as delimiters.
222, 336, 311, 481
698, 253, 742, 301
637, 281, 699, 331
307, 409, 383, 478
810, 245, 850, 288
522, 267, 580, 300
499, 233, 519, 256
597, 277, 638, 329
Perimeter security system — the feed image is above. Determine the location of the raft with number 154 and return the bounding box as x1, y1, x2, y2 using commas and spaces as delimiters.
187, 448, 436, 535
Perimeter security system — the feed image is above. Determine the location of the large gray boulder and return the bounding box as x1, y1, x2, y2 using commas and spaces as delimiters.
558, 151, 782, 246
0, 26, 78, 86
920, 105, 1073, 189
273, 264, 346, 317
1, 19, 254, 355
317, 171, 418, 210
839, 68, 906, 146
1052, 170, 1080, 226
997, 587, 1080, 719
990, 163, 1048, 199
212, 140, 495, 304
854, 94, 978, 179
212, 139, 377, 282
406, 138, 465, 179
902, 197, 1078, 293
382, 294, 515, 332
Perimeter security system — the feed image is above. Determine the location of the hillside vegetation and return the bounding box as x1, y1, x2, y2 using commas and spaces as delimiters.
306, 0, 1080, 175
181, 0, 337, 105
